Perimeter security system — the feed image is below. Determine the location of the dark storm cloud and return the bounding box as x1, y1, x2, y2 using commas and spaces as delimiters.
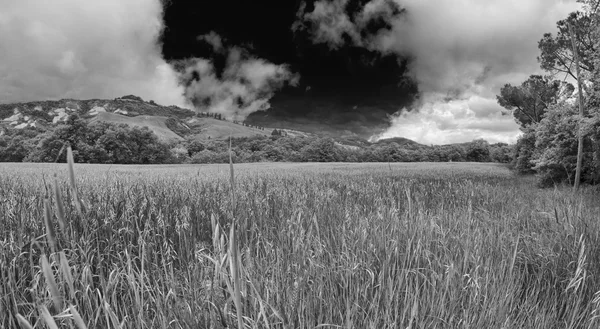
161, 0, 418, 137
0, 0, 188, 107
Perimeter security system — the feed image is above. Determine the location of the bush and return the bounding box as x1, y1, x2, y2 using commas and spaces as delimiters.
190, 150, 230, 164
466, 139, 491, 162
299, 138, 342, 162
512, 128, 537, 174
25, 115, 175, 164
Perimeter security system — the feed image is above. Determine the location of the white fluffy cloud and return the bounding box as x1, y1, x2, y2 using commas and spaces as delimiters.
298, 0, 582, 144
180, 41, 300, 121
374, 93, 520, 145
0, 0, 188, 107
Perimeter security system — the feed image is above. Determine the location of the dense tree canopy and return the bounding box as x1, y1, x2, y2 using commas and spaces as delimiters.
21, 115, 175, 164
498, 1, 600, 186
538, 11, 596, 80
1, 117, 514, 165
497, 75, 572, 127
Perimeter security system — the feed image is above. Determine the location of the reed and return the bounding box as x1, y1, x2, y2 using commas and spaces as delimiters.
1, 161, 600, 328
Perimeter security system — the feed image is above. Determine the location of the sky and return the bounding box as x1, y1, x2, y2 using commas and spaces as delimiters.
364, 0, 582, 144
0, 0, 583, 144
0, 0, 188, 108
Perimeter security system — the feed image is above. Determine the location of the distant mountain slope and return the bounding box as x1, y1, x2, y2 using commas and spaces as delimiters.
373, 137, 424, 148
0, 95, 276, 142
185, 117, 272, 140
91, 112, 184, 141
0, 94, 426, 148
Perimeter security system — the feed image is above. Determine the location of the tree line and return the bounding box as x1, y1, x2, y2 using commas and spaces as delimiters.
177, 134, 511, 164
0, 114, 512, 165
496, 0, 599, 187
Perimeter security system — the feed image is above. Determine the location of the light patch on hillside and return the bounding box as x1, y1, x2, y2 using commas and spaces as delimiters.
14, 122, 36, 129
4, 110, 22, 122
88, 106, 106, 116
52, 108, 75, 124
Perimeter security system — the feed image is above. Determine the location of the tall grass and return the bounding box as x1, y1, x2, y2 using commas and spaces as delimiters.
1, 161, 600, 328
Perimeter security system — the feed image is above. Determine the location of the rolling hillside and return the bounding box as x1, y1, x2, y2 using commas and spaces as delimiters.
184, 117, 272, 140
91, 112, 184, 141
0, 95, 277, 143
0, 94, 425, 149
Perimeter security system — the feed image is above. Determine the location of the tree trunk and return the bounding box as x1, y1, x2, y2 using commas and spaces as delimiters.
569, 22, 586, 191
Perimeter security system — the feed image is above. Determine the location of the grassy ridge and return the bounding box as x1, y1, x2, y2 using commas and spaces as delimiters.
1, 162, 600, 328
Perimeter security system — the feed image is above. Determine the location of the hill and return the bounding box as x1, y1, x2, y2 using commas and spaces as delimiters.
91, 112, 184, 141
0, 95, 274, 143
0, 94, 429, 150
184, 117, 272, 140
373, 137, 424, 148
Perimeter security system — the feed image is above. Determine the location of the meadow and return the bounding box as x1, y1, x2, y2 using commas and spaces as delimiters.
1, 159, 600, 328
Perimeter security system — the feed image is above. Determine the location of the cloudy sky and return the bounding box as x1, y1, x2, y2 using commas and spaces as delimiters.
0, 0, 583, 144
366, 0, 582, 144
0, 0, 188, 107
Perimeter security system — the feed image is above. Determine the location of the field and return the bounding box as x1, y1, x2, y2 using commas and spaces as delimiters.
1, 161, 600, 328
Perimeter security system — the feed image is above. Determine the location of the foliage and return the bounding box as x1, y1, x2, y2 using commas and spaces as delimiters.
299, 137, 342, 162
465, 139, 491, 162
538, 11, 596, 80
1, 114, 515, 164
512, 127, 538, 175
532, 104, 580, 186
489, 143, 513, 163
496, 3, 600, 186
0, 135, 34, 162
118, 94, 144, 102
497, 75, 572, 127
23, 114, 175, 164
532, 103, 600, 186
186, 139, 206, 156
190, 149, 232, 164
165, 117, 191, 137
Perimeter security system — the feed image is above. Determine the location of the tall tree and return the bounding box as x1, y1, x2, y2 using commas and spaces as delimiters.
568, 22, 586, 190
538, 11, 596, 81
578, 0, 600, 18
586, 1, 600, 182
497, 75, 572, 127
587, 0, 600, 109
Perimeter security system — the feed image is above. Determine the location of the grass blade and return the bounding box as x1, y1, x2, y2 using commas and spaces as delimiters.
229, 136, 236, 217
39, 304, 59, 329
60, 251, 75, 300
43, 198, 57, 253
67, 146, 84, 216
15, 314, 34, 329
69, 305, 88, 329
229, 224, 243, 329
41, 254, 63, 312
53, 173, 67, 233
